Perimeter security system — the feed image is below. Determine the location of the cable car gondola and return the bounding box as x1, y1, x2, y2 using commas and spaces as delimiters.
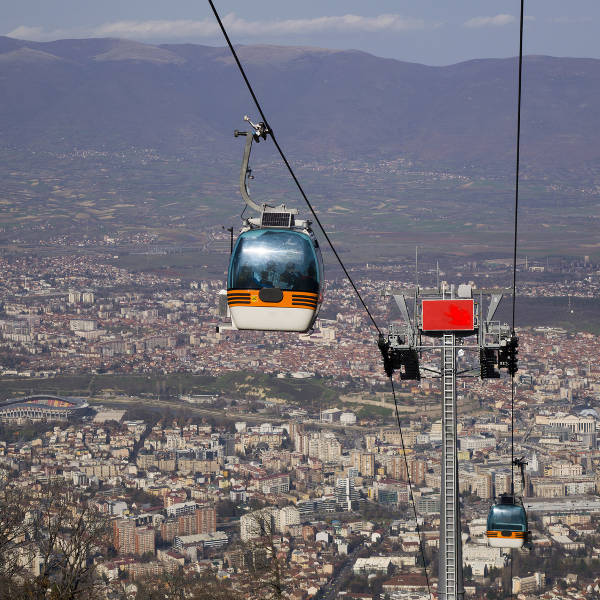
486, 494, 529, 548
226, 117, 323, 332
486, 458, 529, 549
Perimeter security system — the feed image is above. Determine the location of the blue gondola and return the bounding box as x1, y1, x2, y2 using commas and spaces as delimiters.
486, 494, 529, 548
225, 116, 323, 332
228, 224, 323, 331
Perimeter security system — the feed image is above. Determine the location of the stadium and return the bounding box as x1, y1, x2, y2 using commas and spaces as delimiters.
0, 395, 89, 423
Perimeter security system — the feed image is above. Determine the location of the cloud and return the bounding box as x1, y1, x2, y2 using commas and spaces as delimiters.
5, 13, 430, 43
92, 19, 218, 39
4, 25, 51, 40
464, 14, 516, 28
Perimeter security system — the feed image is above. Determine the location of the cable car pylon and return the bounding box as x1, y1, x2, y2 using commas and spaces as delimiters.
379, 284, 518, 600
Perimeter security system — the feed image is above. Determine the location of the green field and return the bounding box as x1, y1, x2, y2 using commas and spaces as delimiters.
2, 146, 600, 262
0, 371, 340, 408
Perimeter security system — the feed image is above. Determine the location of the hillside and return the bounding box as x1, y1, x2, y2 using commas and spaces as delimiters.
1, 36, 600, 175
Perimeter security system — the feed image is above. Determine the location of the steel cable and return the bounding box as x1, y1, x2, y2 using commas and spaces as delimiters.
509, 3, 525, 598
391, 376, 433, 600
510, 0, 525, 499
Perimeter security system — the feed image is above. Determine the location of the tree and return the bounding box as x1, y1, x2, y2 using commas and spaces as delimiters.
188, 571, 242, 600
0, 480, 111, 600
463, 564, 473, 582
240, 509, 288, 600
125, 570, 242, 600
0, 479, 32, 596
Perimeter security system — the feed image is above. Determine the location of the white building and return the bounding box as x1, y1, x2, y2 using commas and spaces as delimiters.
512, 572, 543, 594
336, 477, 358, 511
340, 412, 357, 426
460, 435, 495, 452
166, 501, 198, 518
240, 508, 278, 542
316, 531, 332, 544
321, 408, 342, 423
69, 319, 97, 332
463, 544, 506, 576
276, 506, 300, 533
353, 557, 393, 575
545, 414, 596, 433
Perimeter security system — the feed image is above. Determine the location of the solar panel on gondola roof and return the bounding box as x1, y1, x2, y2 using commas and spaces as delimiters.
261, 212, 294, 228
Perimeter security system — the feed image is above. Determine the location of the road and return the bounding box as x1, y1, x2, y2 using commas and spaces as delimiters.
321, 546, 361, 600
88, 395, 369, 432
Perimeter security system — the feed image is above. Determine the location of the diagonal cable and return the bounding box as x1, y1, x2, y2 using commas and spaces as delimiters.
510, 0, 525, 499
390, 376, 433, 600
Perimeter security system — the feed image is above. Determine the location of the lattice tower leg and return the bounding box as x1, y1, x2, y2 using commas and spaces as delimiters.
438, 333, 465, 600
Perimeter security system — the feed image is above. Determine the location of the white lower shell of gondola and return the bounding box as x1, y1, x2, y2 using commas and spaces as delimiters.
487, 536, 525, 549
230, 306, 316, 332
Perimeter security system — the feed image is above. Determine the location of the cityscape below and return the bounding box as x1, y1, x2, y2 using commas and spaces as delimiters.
0, 238, 599, 599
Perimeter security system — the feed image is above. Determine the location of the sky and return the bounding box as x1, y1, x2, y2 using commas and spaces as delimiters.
4, 1, 600, 66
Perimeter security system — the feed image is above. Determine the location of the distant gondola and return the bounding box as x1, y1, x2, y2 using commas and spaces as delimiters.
486, 494, 529, 549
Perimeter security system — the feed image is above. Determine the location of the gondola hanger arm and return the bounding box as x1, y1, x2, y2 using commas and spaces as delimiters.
234, 120, 264, 214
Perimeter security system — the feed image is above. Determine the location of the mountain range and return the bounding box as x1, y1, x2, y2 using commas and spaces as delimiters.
1, 36, 600, 177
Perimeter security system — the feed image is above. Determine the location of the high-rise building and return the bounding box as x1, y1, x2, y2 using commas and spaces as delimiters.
494, 472, 512, 497
335, 477, 358, 511
160, 519, 179, 543
293, 428, 310, 455
113, 519, 155, 556
351, 451, 375, 477
276, 506, 300, 533
360, 453, 375, 477
176, 505, 216, 537
113, 518, 136, 555
196, 505, 217, 534
389, 455, 408, 482
68, 291, 82, 305
411, 459, 427, 485
82, 291, 95, 305
470, 473, 493, 499
135, 526, 155, 556
308, 432, 341, 463
178, 513, 197, 537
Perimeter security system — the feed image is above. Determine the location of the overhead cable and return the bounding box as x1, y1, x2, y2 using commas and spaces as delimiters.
208, 3, 433, 593
510, 0, 525, 498
509, 3, 525, 596
390, 376, 433, 600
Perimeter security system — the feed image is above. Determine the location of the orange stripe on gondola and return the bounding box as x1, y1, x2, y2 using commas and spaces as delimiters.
486, 531, 525, 539
227, 289, 319, 309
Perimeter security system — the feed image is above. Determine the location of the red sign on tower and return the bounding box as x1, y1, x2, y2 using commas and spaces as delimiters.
421, 299, 475, 332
